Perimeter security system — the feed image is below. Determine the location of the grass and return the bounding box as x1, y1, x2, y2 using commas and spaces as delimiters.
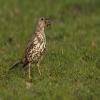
0, 0, 100, 99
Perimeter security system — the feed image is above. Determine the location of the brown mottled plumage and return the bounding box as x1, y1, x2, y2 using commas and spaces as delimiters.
10, 17, 51, 80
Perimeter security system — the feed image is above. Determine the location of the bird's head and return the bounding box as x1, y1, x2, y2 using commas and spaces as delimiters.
37, 17, 51, 29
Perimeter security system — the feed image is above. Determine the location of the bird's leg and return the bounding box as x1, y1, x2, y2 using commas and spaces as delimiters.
28, 63, 32, 81
25, 63, 32, 89
37, 56, 43, 76
37, 62, 41, 76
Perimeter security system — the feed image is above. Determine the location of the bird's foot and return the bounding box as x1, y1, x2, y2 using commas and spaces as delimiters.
28, 76, 32, 82
26, 80, 32, 89
25, 77, 32, 89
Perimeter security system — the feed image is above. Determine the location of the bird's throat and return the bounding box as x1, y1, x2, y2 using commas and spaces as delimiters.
35, 25, 44, 34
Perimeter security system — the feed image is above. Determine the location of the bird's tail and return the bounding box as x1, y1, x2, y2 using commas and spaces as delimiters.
9, 59, 28, 70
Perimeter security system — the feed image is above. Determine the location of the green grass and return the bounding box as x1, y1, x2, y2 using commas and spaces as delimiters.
0, 0, 100, 99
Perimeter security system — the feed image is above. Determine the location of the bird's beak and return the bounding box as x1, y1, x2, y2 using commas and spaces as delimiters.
45, 17, 51, 26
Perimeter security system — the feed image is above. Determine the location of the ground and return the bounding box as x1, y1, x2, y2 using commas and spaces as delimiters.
0, 0, 100, 100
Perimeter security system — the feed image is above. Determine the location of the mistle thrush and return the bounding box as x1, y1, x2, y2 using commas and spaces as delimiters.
10, 17, 51, 81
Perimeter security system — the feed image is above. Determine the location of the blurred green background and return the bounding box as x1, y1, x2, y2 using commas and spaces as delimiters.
0, 0, 100, 99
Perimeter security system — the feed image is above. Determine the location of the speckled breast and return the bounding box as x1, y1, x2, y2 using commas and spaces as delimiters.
25, 33, 46, 63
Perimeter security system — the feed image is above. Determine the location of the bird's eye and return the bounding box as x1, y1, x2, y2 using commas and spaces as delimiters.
41, 18, 44, 20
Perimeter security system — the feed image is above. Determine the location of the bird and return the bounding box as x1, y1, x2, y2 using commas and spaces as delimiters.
9, 17, 51, 81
